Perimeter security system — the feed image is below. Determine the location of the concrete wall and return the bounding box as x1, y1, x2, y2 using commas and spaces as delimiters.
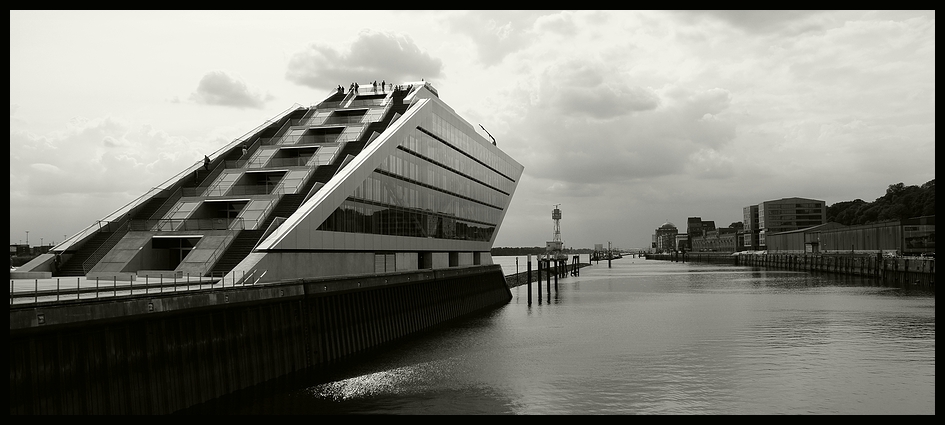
431, 252, 449, 269
247, 251, 377, 282
91, 232, 154, 275
395, 252, 418, 271
10, 265, 510, 414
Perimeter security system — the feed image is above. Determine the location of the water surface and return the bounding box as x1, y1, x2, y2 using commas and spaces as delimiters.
186, 257, 935, 415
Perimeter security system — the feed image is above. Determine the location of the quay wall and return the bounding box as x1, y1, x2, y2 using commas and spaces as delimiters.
9, 265, 511, 415
646, 252, 935, 286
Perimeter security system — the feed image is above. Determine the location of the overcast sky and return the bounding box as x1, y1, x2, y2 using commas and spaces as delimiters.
10, 10, 935, 250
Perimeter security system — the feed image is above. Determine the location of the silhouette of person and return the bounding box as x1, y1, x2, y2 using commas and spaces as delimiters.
203, 155, 210, 171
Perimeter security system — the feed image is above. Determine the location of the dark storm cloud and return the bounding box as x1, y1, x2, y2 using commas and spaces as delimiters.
189, 71, 272, 109
285, 31, 443, 90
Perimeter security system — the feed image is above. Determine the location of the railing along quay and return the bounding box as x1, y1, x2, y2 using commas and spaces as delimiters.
10, 269, 266, 306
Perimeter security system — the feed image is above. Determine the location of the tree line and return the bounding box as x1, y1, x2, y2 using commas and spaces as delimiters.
827, 179, 935, 226
491, 246, 598, 256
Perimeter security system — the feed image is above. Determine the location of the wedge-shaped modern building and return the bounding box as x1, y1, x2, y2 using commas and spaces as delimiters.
25, 81, 523, 285
11, 82, 527, 414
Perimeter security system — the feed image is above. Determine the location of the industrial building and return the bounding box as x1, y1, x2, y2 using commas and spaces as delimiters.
764, 216, 935, 255
690, 227, 741, 252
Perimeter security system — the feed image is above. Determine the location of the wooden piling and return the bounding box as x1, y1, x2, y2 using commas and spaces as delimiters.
527, 255, 532, 305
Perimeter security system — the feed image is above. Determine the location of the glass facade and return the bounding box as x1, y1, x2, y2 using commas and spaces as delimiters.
316, 116, 518, 243
756, 199, 826, 247
761, 200, 825, 233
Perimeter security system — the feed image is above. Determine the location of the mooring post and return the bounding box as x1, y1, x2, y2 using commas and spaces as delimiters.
553, 260, 558, 292
527, 254, 532, 305
537, 258, 542, 303
545, 259, 551, 296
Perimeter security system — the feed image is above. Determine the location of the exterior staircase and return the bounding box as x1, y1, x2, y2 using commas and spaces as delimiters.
208, 193, 307, 276
55, 224, 129, 277
209, 229, 264, 276
205, 89, 411, 277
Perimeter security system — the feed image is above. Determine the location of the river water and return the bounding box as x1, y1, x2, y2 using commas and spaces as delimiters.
186, 256, 935, 415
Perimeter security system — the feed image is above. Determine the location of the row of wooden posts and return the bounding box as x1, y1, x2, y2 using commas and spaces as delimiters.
526, 255, 582, 304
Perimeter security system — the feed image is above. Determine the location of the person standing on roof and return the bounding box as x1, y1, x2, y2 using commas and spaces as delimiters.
203, 155, 210, 171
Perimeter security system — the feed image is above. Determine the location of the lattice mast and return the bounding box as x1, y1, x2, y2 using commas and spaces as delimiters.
544, 204, 564, 259
552, 204, 562, 247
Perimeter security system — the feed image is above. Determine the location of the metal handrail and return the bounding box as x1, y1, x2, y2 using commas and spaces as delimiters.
185, 184, 285, 197
52, 186, 163, 252
80, 221, 130, 275
128, 217, 245, 232
205, 235, 236, 276
9, 267, 272, 306
271, 115, 296, 142
147, 186, 183, 221
251, 198, 278, 230
323, 115, 368, 126
259, 134, 355, 146
233, 268, 267, 286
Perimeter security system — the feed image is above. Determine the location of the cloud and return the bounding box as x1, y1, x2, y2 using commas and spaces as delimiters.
686, 148, 735, 179
533, 12, 578, 36
285, 31, 443, 90
500, 59, 737, 188
446, 11, 552, 66
539, 59, 660, 119
676, 10, 830, 36
189, 71, 272, 109
9, 116, 210, 199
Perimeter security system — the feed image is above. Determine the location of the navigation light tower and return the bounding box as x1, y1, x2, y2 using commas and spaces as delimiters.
552, 204, 562, 248
545, 204, 564, 259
